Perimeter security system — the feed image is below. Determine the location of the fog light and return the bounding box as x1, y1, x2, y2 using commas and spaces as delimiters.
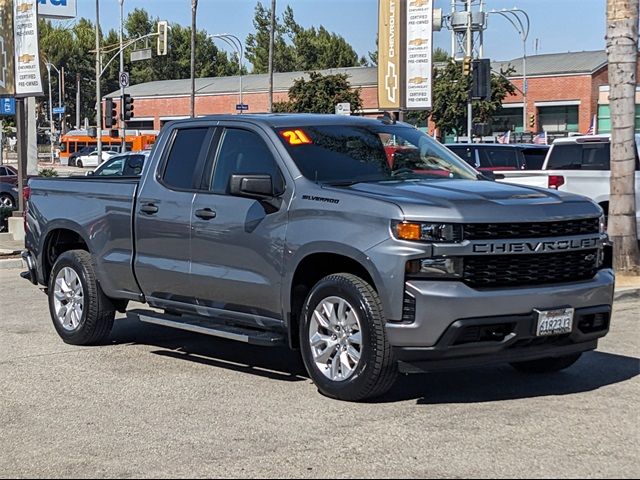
406, 257, 463, 278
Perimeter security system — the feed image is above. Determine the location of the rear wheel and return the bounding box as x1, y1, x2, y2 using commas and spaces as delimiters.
299, 273, 397, 402
510, 353, 582, 373
48, 250, 115, 345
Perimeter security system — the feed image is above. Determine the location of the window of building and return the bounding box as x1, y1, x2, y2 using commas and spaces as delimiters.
126, 119, 155, 130
597, 104, 640, 134
538, 105, 579, 133
492, 107, 524, 133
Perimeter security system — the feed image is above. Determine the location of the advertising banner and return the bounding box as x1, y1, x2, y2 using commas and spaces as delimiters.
378, 0, 403, 110
14, 0, 44, 97
0, 0, 16, 97
405, 0, 433, 109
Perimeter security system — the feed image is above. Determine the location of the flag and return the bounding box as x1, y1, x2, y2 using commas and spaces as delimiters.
533, 131, 547, 145
585, 115, 597, 135
497, 130, 511, 144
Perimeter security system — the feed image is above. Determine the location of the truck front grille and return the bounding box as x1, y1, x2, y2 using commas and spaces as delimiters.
463, 249, 599, 288
464, 218, 600, 240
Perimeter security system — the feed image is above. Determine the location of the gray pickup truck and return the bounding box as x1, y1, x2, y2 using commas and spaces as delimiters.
22, 114, 614, 401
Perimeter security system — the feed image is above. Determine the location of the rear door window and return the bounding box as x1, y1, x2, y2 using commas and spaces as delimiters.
448, 146, 479, 168
162, 128, 210, 190
521, 148, 549, 170
547, 142, 614, 170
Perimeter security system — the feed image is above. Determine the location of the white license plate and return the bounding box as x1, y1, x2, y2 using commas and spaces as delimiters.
535, 308, 575, 337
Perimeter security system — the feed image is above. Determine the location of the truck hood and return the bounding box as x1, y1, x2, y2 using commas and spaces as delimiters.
326, 179, 601, 223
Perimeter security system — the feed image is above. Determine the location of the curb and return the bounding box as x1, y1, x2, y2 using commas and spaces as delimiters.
0, 258, 23, 270
615, 288, 640, 302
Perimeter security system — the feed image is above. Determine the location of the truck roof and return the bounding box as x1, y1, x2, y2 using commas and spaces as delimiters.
170, 113, 404, 129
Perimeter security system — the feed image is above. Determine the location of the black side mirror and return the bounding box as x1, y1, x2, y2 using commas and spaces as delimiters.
230, 174, 274, 200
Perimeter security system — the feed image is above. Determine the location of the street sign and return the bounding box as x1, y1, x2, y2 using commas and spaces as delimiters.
0, 97, 16, 115
131, 48, 152, 62
119, 72, 130, 88
53, 106, 65, 115
236, 104, 249, 111
335, 102, 351, 116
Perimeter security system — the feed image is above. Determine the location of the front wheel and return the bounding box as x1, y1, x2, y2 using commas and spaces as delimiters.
48, 250, 115, 345
0, 193, 15, 208
299, 273, 397, 402
76, 159, 83, 168
510, 353, 582, 373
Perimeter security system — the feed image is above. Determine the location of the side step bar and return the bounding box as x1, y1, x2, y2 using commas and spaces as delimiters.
127, 309, 285, 347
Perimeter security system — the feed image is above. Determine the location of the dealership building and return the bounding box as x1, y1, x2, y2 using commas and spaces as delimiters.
107, 50, 640, 138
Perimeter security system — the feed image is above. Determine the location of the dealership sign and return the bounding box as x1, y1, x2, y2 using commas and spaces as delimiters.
37, 0, 77, 19
377, 0, 433, 111
14, 0, 44, 97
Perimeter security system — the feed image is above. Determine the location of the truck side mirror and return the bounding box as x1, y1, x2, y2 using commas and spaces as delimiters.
229, 174, 274, 200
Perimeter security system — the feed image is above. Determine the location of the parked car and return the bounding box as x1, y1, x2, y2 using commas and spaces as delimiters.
0, 165, 18, 184
445, 143, 550, 172
76, 149, 117, 168
88, 151, 150, 177
0, 181, 19, 208
23, 115, 613, 402
499, 134, 640, 236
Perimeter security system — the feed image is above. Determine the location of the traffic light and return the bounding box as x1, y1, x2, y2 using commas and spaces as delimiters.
123, 94, 135, 121
105, 98, 117, 128
471, 59, 491, 100
529, 113, 535, 129
462, 56, 472, 76
157, 20, 168, 56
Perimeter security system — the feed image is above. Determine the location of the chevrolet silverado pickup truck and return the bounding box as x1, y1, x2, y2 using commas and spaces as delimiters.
22, 114, 614, 402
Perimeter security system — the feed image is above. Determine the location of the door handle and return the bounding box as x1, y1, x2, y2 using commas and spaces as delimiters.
195, 208, 217, 220
140, 203, 159, 215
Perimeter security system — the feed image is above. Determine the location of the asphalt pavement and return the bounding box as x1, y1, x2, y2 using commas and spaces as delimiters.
0, 266, 638, 478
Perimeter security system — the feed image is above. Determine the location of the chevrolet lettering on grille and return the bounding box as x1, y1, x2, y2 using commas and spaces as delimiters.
472, 237, 601, 254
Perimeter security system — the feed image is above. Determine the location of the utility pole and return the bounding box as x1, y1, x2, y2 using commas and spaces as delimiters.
76, 73, 81, 130
268, 0, 276, 113
46, 63, 54, 163
95, 0, 103, 158
190, 0, 198, 118
119, 0, 126, 152
466, 0, 473, 143
61, 66, 66, 134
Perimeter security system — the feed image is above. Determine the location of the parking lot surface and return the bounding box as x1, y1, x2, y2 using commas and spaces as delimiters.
1, 267, 638, 478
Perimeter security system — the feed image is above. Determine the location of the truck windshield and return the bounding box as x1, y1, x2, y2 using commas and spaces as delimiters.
276, 125, 479, 184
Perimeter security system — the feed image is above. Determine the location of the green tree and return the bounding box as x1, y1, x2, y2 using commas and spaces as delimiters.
273, 71, 362, 113
246, 2, 364, 73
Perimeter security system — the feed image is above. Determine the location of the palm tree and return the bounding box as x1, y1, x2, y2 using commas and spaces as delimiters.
607, 0, 640, 274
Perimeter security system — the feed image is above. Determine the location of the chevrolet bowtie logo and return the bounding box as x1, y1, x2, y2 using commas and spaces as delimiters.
18, 53, 35, 63
410, 0, 428, 7
385, 61, 398, 104
17, 2, 34, 13
0, 36, 7, 89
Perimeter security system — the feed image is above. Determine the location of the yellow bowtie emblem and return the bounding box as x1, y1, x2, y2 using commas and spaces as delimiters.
18, 54, 36, 63
17, 2, 33, 13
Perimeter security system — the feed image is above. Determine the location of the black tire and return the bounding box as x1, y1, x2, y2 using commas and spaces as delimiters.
76, 159, 83, 168
0, 193, 15, 209
510, 353, 582, 374
48, 250, 115, 345
299, 273, 397, 402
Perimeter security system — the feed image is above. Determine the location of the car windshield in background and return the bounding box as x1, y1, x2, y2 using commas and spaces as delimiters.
276, 125, 478, 185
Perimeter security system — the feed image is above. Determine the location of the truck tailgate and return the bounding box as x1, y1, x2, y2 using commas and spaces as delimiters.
498, 170, 549, 189
26, 177, 142, 300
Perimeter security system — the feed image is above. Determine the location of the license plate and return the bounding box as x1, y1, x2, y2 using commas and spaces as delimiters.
535, 308, 575, 337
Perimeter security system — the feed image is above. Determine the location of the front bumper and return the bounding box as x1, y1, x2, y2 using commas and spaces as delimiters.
386, 269, 615, 368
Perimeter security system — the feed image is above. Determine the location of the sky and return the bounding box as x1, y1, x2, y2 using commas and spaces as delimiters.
70, 0, 608, 65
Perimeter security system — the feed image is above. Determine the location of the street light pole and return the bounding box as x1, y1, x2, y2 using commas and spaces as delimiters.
190, 0, 198, 118
95, 0, 103, 158
490, 8, 530, 134
268, 0, 276, 113
210, 34, 244, 113
119, 0, 126, 152
46, 63, 54, 163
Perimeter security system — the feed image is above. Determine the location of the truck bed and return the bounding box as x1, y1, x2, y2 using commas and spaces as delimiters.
26, 176, 142, 300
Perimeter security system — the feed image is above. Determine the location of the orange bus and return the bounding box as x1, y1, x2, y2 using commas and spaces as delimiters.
59, 130, 157, 164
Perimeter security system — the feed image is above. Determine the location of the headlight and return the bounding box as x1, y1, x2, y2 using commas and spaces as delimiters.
406, 257, 463, 278
393, 221, 463, 243
599, 213, 606, 234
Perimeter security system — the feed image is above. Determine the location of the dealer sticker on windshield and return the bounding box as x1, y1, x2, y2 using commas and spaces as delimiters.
534, 308, 575, 337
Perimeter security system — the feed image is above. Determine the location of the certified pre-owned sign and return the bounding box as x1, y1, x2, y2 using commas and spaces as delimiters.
13, 1, 44, 97
378, 0, 402, 110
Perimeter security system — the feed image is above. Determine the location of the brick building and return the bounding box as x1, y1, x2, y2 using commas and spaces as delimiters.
107, 50, 640, 138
